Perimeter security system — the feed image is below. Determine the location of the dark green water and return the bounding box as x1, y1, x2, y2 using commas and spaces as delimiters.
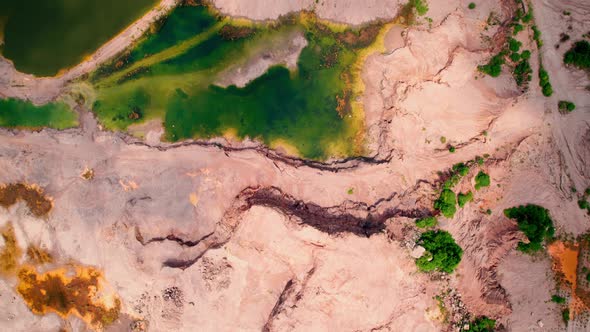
92, 5, 381, 159
0, 98, 78, 129
0, 0, 158, 76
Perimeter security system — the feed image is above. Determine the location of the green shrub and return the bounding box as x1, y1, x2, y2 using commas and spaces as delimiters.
452, 162, 470, 176
440, 136, 447, 143
539, 66, 553, 97
558, 100, 576, 113
510, 52, 521, 62
407, 0, 429, 16
564, 40, 590, 69
504, 204, 555, 253
522, 8, 533, 23
416, 216, 438, 228
434, 189, 457, 218
579, 199, 589, 210
562, 308, 570, 323
468, 2, 476, 9
551, 295, 566, 304
415, 230, 463, 273
458, 191, 474, 207
513, 23, 524, 35
474, 171, 490, 190
509, 38, 522, 52
449, 146, 456, 153
486, 208, 492, 215
470, 316, 496, 332
532, 26, 543, 47
443, 174, 461, 189
542, 83, 553, 97
476, 156, 485, 165
513, 59, 532, 86
479, 52, 505, 77
586, 187, 590, 196
586, 272, 590, 282
520, 50, 531, 60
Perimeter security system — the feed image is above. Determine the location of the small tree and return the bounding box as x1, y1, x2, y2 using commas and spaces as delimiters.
416, 216, 437, 228
415, 230, 463, 273
504, 204, 555, 253
434, 189, 457, 218
474, 171, 490, 190
458, 191, 474, 207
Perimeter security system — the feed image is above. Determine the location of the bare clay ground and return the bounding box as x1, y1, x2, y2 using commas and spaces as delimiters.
0, 0, 589, 331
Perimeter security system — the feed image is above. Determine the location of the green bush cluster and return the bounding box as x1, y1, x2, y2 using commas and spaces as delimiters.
478, 52, 505, 77
468, 2, 476, 9
434, 189, 457, 218
504, 204, 555, 253
452, 162, 470, 176
406, 0, 429, 16
551, 295, 566, 304
564, 40, 590, 69
474, 171, 490, 190
470, 316, 496, 332
558, 100, 576, 113
539, 66, 553, 97
513, 23, 523, 35
509, 38, 522, 52
513, 58, 532, 86
579, 188, 590, 214
458, 191, 474, 207
416, 216, 438, 229
562, 308, 570, 323
415, 230, 463, 273
520, 50, 531, 60
532, 25, 543, 48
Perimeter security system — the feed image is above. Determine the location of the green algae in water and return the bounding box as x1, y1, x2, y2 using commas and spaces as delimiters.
0, 0, 159, 76
92, 5, 383, 159
0, 98, 78, 129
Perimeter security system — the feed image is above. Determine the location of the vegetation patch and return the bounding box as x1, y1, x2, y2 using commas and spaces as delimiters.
558, 100, 576, 113
416, 216, 437, 229
434, 189, 457, 218
478, 52, 505, 77
504, 204, 555, 253
469, 316, 496, 332
468, 2, 476, 10
538, 66, 553, 97
457, 191, 474, 207
416, 230, 463, 273
564, 40, 590, 70
90, 5, 388, 159
0, 98, 78, 129
474, 171, 490, 190
551, 295, 567, 304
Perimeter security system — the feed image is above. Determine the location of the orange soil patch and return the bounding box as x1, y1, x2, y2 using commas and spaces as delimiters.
0, 222, 22, 276
26, 245, 53, 265
17, 265, 121, 329
548, 241, 586, 316
0, 183, 52, 217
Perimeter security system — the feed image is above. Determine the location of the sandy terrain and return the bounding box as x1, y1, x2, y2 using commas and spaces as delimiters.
0, 0, 589, 331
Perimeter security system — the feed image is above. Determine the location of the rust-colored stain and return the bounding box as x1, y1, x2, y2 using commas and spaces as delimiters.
548, 241, 585, 316
17, 265, 121, 329
0, 222, 22, 276
26, 245, 53, 265
0, 183, 52, 217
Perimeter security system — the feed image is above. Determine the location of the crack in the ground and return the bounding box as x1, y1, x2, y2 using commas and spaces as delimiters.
151, 181, 434, 270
